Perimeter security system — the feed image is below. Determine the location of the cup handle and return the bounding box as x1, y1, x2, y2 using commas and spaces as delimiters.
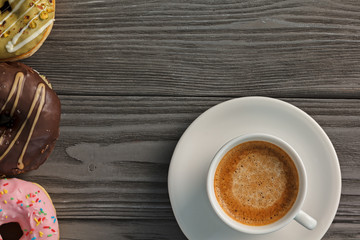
294, 210, 317, 230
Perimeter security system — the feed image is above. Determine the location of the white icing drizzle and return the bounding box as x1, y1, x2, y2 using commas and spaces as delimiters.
0, 0, 27, 25
6, 18, 54, 53
0, 0, 41, 38
0, 72, 47, 170
9, 7, 45, 45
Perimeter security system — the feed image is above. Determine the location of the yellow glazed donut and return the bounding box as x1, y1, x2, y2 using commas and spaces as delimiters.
0, 0, 55, 61
0, 178, 59, 240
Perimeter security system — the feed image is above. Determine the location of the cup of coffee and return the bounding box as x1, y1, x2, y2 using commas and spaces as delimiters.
207, 133, 317, 234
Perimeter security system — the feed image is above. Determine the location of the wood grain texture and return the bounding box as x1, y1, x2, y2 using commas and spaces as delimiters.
22, 0, 360, 98
17, 97, 359, 239
5, 0, 359, 239
59, 219, 185, 240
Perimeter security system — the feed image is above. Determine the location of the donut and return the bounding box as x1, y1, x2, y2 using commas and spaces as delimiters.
0, 178, 59, 240
0, 0, 55, 61
0, 62, 60, 176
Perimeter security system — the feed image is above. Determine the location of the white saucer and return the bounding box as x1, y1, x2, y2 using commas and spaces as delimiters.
168, 97, 341, 240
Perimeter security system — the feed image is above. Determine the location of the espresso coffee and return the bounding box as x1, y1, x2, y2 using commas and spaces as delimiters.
214, 141, 299, 226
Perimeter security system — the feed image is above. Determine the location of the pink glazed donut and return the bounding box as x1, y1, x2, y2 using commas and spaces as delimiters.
0, 178, 59, 240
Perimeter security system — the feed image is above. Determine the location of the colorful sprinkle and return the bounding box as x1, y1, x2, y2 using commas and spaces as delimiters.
0, 179, 58, 239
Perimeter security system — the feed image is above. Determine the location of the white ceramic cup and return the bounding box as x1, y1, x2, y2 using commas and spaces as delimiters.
207, 133, 317, 234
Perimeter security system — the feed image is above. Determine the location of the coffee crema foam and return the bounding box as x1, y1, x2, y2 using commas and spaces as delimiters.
214, 141, 299, 226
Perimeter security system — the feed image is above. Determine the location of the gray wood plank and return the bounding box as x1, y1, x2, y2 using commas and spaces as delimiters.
57, 220, 360, 240
324, 223, 360, 240
19, 0, 360, 97
59, 219, 186, 240
18, 96, 359, 239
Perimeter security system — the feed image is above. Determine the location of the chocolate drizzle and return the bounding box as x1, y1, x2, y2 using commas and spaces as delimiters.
0, 1, 11, 14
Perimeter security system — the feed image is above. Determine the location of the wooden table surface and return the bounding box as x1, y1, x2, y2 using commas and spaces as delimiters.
16, 0, 360, 239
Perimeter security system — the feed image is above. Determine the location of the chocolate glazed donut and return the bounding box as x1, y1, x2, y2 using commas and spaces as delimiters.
0, 62, 60, 176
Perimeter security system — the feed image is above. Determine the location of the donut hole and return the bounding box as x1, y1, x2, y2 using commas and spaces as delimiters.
0, 222, 23, 240
0, 114, 13, 128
